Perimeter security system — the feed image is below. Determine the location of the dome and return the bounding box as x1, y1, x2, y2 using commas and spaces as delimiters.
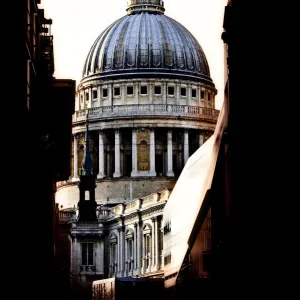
82, 1, 213, 84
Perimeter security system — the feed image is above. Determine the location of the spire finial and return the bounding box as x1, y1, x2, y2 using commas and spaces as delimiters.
126, 0, 165, 15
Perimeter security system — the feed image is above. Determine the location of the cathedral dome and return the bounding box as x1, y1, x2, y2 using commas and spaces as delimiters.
82, 0, 213, 84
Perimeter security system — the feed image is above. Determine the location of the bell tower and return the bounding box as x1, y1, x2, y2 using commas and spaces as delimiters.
77, 118, 97, 222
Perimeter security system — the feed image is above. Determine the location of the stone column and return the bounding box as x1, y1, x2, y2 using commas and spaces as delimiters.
159, 218, 163, 269
118, 226, 125, 276
72, 135, 79, 181
199, 133, 204, 147
121, 83, 125, 105
134, 223, 137, 271
71, 236, 76, 274
131, 129, 138, 177
137, 221, 142, 274
176, 84, 180, 105
151, 217, 156, 270
97, 130, 106, 179
135, 83, 139, 104
113, 129, 121, 178
108, 83, 112, 106
184, 129, 189, 165
187, 84, 191, 105
98, 86, 101, 107
117, 228, 121, 274
149, 129, 156, 176
149, 83, 153, 104
88, 88, 92, 108
162, 82, 167, 104
167, 130, 174, 177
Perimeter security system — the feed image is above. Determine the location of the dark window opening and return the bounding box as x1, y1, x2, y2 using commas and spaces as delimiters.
192, 88, 197, 98
201, 91, 205, 99
154, 86, 161, 94
82, 242, 93, 265
168, 86, 174, 95
85, 93, 89, 101
103, 88, 108, 98
93, 90, 97, 99
208, 93, 211, 101
141, 86, 147, 95
127, 86, 133, 95
181, 87, 186, 96
114, 87, 120, 96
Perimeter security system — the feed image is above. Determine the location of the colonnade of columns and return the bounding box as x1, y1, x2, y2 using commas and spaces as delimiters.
72, 128, 206, 181
109, 216, 163, 278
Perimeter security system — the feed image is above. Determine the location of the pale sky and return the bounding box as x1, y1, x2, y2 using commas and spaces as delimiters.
39, 0, 227, 109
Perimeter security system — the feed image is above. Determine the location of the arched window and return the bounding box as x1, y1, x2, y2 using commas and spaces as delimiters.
143, 224, 152, 270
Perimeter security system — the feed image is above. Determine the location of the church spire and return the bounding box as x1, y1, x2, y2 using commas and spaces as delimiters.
80, 119, 93, 177
126, 0, 165, 15
77, 116, 97, 222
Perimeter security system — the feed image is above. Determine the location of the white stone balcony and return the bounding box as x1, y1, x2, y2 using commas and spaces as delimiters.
73, 104, 219, 123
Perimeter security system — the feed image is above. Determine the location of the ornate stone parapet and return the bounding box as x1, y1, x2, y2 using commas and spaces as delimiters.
73, 105, 220, 123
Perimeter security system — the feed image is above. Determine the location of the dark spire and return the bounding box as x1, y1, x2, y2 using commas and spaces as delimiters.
81, 119, 93, 176
77, 115, 97, 222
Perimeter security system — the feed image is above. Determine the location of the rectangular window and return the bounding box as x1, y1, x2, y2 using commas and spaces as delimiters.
141, 85, 147, 95
86, 92, 89, 101
201, 90, 205, 99
81, 242, 93, 265
154, 85, 161, 95
127, 86, 133, 95
181, 87, 186, 96
208, 93, 211, 101
168, 86, 174, 95
103, 88, 108, 98
114, 87, 120, 96
192, 88, 197, 98
93, 90, 97, 99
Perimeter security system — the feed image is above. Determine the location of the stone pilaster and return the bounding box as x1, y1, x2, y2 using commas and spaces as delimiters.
167, 130, 174, 177
151, 217, 157, 270
113, 129, 121, 178
149, 129, 156, 176
88, 87, 92, 108
98, 86, 101, 107
97, 130, 106, 179
117, 225, 125, 276
131, 129, 138, 176
184, 129, 189, 164
134, 222, 137, 271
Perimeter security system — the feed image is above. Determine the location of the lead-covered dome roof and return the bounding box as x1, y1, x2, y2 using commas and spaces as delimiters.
82, 0, 213, 84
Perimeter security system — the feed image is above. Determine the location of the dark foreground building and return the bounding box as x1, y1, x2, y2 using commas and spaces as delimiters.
7, 1, 75, 299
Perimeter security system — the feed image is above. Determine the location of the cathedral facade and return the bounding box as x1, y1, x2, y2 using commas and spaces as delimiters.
56, 0, 219, 296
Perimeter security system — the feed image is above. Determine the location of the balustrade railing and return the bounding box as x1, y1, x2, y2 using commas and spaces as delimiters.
73, 104, 219, 122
